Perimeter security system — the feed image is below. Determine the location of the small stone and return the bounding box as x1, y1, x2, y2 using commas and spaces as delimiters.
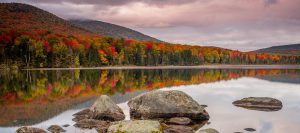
47, 125, 66, 133
196, 128, 219, 133
74, 119, 110, 130
164, 125, 193, 133
16, 127, 47, 133
244, 128, 256, 132
168, 117, 191, 125
62, 124, 69, 127
201, 105, 208, 108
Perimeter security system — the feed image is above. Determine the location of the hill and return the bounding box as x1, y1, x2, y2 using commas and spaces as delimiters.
253, 44, 300, 55
70, 19, 162, 42
0, 3, 92, 35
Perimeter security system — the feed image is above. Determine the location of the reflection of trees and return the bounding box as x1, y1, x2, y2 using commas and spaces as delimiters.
0, 69, 299, 126
0, 69, 299, 106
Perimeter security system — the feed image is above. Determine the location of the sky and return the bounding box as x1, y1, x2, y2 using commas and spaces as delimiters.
2, 0, 300, 51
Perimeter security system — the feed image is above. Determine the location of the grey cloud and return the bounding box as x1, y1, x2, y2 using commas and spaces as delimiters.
264, 0, 279, 6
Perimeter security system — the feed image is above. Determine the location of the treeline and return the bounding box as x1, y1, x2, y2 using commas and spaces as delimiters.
0, 30, 299, 68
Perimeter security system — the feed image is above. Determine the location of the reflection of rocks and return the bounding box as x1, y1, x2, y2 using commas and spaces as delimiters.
74, 119, 110, 131
163, 125, 193, 133
196, 128, 219, 133
233, 97, 282, 111
16, 126, 47, 133
73, 95, 125, 123
107, 120, 161, 133
244, 128, 256, 132
128, 90, 209, 120
167, 117, 191, 125
47, 125, 66, 133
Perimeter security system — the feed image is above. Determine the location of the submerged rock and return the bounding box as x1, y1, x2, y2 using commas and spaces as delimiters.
233, 97, 282, 111
167, 117, 191, 125
47, 125, 66, 133
128, 90, 209, 120
74, 119, 110, 130
244, 128, 256, 132
16, 127, 47, 133
196, 128, 219, 133
62, 124, 69, 127
107, 120, 162, 133
73, 95, 125, 122
163, 125, 193, 133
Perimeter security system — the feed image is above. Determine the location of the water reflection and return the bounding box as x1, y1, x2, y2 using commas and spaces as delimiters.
0, 69, 299, 133
164, 77, 300, 133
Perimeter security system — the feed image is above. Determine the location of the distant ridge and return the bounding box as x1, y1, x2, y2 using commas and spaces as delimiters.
253, 44, 300, 55
0, 3, 93, 35
70, 19, 162, 42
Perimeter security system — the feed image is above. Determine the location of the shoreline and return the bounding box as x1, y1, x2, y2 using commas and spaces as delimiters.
19, 65, 300, 70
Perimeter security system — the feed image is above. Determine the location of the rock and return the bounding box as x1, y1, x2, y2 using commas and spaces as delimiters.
244, 128, 256, 132
163, 125, 193, 133
62, 124, 69, 127
16, 127, 47, 133
72, 109, 93, 122
74, 119, 110, 130
90, 95, 125, 121
47, 125, 66, 133
196, 128, 219, 133
107, 120, 162, 133
128, 90, 209, 120
200, 105, 208, 108
73, 95, 125, 122
167, 117, 191, 125
233, 97, 282, 111
73, 108, 91, 116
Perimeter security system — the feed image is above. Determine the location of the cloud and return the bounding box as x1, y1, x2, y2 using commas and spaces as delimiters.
264, 0, 279, 6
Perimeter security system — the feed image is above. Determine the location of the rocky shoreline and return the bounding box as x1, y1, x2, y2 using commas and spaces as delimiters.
15, 90, 282, 133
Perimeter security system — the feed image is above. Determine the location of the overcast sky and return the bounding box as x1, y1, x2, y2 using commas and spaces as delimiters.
2, 0, 300, 51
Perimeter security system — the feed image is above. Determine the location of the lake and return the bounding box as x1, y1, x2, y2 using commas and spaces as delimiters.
0, 68, 300, 133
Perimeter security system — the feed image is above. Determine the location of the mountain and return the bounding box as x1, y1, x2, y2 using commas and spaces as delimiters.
0, 3, 93, 35
70, 19, 162, 42
253, 44, 300, 56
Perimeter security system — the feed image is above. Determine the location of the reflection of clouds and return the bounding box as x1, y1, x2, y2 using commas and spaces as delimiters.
162, 77, 300, 133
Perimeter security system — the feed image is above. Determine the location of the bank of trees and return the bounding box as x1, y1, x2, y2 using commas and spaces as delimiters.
0, 30, 299, 68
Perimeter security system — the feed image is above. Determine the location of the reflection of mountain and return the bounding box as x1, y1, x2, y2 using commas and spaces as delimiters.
0, 69, 299, 127
0, 96, 97, 127
256, 73, 300, 84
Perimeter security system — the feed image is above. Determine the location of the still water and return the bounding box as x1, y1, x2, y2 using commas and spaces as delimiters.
0, 69, 299, 133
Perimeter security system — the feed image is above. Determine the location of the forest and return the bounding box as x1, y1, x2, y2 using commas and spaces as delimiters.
0, 29, 299, 68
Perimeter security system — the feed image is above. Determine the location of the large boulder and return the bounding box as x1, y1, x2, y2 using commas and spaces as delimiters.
73, 95, 125, 122
128, 90, 209, 120
233, 97, 282, 111
90, 95, 125, 121
16, 127, 47, 133
107, 120, 162, 133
